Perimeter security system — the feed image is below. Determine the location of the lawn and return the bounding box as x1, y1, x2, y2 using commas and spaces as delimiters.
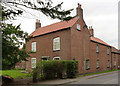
0, 70, 32, 79
78, 69, 119, 77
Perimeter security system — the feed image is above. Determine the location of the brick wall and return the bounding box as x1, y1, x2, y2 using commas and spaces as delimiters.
25, 29, 71, 70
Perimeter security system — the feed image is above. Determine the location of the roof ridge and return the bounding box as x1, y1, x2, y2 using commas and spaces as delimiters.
38, 17, 78, 30
90, 36, 110, 46
30, 17, 79, 37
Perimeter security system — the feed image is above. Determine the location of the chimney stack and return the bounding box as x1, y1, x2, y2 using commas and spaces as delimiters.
36, 19, 41, 30
89, 26, 94, 37
76, 3, 83, 18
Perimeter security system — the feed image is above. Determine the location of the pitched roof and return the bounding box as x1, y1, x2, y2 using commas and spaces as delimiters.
30, 17, 79, 37
90, 37, 110, 46
111, 47, 120, 53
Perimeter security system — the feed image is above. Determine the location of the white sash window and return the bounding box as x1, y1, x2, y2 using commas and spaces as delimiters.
31, 58, 36, 68
32, 42, 36, 52
53, 37, 60, 51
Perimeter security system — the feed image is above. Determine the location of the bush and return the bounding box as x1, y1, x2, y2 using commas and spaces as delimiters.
33, 60, 78, 82
66, 61, 78, 78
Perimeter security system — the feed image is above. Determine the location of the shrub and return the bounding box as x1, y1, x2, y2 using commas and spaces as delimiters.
33, 60, 78, 82
66, 61, 78, 78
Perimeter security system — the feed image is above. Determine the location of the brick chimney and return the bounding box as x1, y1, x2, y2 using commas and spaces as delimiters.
36, 19, 41, 30
89, 26, 94, 37
76, 3, 83, 19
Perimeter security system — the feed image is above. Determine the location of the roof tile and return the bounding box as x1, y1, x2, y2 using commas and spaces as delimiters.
90, 37, 110, 46
30, 17, 79, 37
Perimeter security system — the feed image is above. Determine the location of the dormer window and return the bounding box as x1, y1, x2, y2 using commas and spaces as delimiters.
77, 24, 81, 30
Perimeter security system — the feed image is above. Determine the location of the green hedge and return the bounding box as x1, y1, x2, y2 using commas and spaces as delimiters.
33, 60, 78, 82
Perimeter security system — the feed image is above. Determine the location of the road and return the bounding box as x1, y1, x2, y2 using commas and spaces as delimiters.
65, 72, 119, 85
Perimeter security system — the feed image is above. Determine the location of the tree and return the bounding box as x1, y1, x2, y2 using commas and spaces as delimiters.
1, 0, 74, 69
1, 23, 30, 69
1, 0, 74, 21
1, 5, 32, 69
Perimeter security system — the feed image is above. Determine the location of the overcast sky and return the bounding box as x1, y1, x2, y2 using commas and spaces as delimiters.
11, 0, 119, 49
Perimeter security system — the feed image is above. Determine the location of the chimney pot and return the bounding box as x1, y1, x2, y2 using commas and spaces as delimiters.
76, 3, 83, 18
89, 26, 94, 37
36, 19, 41, 30
78, 3, 81, 8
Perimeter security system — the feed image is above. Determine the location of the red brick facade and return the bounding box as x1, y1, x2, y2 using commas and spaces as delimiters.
25, 4, 120, 74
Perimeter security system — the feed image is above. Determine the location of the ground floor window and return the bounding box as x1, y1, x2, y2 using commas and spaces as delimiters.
31, 58, 36, 68
41, 56, 50, 60
53, 57, 60, 60
114, 56, 116, 67
107, 60, 110, 68
114, 61, 116, 67
96, 59, 99, 68
86, 59, 90, 69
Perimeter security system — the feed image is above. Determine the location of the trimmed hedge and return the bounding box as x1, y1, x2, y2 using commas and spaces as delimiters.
33, 60, 78, 82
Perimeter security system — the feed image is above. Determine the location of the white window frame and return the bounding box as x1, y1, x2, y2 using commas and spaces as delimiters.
31, 58, 36, 68
53, 37, 60, 51
86, 59, 90, 69
114, 61, 116, 66
107, 60, 110, 68
114, 54, 116, 66
107, 48, 109, 55
41, 56, 50, 60
96, 59, 99, 68
96, 44, 99, 53
53, 57, 60, 60
32, 42, 36, 52
77, 24, 81, 30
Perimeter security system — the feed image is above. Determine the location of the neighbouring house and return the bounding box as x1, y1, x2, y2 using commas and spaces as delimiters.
25, 3, 120, 74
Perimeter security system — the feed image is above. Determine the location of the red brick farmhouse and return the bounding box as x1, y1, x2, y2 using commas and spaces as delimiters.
25, 4, 120, 74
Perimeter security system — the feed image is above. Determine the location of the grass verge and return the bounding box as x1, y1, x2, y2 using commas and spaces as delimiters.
0, 70, 32, 79
78, 69, 119, 78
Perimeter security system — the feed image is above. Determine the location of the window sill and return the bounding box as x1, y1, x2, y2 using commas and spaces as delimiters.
86, 68, 90, 70
53, 50, 60, 52
32, 68, 36, 69
77, 29, 81, 31
28, 51, 36, 54
96, 52, 99, 54
96, 67, 100, 69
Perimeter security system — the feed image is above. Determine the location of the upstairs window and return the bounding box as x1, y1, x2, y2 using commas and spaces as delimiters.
53, 57, 60, 60
53, 37, 60, 51
96, 59, 100, 68
107, 60, 110, 68
32, 42, 36, 52
77, 24, 81, 30
96, 44, 99, 53
86, 59, 90, 69
31, 58, 36, 68
107, 48, 109, 55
